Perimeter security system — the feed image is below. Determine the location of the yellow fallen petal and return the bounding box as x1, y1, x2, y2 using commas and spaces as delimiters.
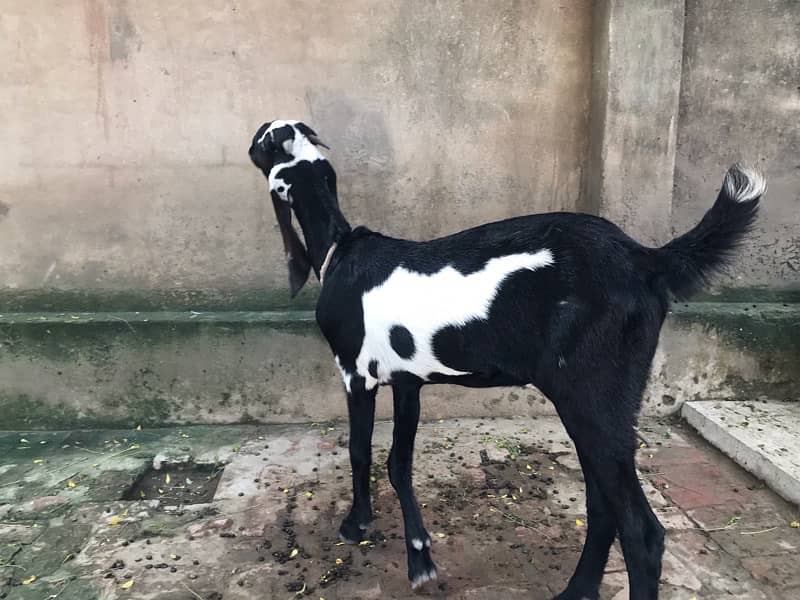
289, 548, 299, 558
436, 532, 446, 538
791, 520, 799, 528
108, 515, 121, 526
526, 464, 532, 470
335, 558, 343, 565
158, 488, 164, 494
576, 519, 585, 527
305, 491, 313, 498
120, 579, 134, 589
67, 480, 77, 488
136, 425, 142, 431
283, 488, 290, 494
33, 459, 43, 464
129, 444, 140, 449
165, 474, 171, 485
358, 540, 371, 546
22, 575, 36, 585
370, 476, 376, 482
20, 438, 30, 444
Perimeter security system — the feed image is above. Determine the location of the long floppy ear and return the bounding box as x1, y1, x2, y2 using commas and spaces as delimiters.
295, 122, 330, 149
271, 192, 311, 297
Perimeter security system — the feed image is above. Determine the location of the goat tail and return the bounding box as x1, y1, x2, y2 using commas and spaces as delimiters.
656, 163, 765, 300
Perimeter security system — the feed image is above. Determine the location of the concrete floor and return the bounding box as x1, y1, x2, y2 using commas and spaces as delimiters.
1, 417, 798, 599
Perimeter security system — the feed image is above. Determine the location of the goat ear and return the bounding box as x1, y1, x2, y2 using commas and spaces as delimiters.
295, 122, 330, 149
271, 193, 311, 297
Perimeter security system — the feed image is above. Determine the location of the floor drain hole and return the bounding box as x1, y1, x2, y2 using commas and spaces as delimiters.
122, 461, 224, 503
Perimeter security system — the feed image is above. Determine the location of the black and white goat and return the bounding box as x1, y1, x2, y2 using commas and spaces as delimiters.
248, 120, 765, 599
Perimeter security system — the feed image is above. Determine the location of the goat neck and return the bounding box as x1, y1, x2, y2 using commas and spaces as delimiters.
286, 162, 350, 280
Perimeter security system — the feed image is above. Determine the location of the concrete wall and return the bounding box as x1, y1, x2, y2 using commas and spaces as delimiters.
0, 1, 591, 297
585, 0, 684, 247
675, 0, 800, 291
1, 1, 798, 428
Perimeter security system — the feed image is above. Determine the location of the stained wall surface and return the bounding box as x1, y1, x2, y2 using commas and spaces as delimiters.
674, 0, 800, 291
0, 1, 592, 296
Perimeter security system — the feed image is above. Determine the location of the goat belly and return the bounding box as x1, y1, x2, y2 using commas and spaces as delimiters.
336, 250, 554, 391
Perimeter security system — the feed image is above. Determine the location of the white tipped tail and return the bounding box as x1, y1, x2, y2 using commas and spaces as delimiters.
657, 163, 764, 299
723, 163, 767, 203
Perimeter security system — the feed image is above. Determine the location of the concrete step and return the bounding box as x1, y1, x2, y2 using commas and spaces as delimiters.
1, 302, 798, 429
683, 400, 800, 506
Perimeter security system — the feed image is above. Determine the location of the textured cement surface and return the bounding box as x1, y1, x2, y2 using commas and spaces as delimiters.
1, 418, 798, 599
2, 302, 798, 430
684, 400, 800, 506
674, 0, 800, 289
0, 1, 591, 292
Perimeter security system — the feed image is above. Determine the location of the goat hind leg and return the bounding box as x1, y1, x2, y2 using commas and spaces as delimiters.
339, 386, 377, 544
389, 382, 437, 588
560, 417, 664, 600
554, 447, 617, 600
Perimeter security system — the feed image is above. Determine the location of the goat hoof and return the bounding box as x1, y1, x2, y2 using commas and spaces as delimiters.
339, 518, 366, 544
408, 546, 437, 590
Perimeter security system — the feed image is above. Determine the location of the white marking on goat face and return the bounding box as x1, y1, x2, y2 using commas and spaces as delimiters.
264, 121, 328, 202
354, 250, 554, 383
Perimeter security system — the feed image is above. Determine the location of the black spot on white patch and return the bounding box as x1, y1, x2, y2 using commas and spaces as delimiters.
368, 360, 379, 379
389, 325, 415, 359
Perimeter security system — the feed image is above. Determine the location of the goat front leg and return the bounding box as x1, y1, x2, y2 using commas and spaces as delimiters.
339, 386, 377, 543
389, 381, 437, 589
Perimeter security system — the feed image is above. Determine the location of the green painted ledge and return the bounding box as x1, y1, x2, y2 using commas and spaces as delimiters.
0, 300, 798, 430
0, 310, 316, 325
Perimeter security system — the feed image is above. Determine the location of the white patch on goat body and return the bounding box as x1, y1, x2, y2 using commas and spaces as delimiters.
265, 120, 327, 203
335, 356, 352, 393
411, 538, 424, 551
339, 250, 554, 390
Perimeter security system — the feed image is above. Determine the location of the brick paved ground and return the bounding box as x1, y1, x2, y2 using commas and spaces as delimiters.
1, 417, 798, 599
